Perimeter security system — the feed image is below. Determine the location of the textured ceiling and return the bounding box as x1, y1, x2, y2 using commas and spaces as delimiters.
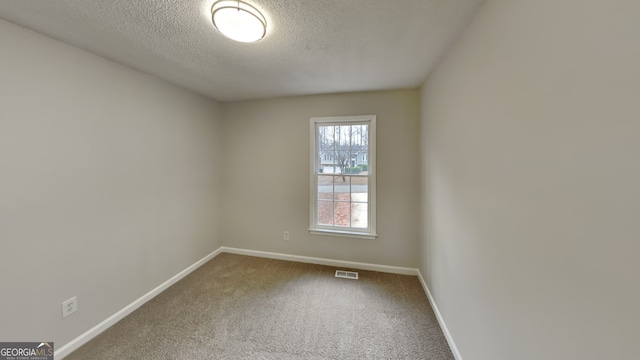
0, 0, 486, 101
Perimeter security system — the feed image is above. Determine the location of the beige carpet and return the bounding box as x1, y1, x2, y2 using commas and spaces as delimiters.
65, 253, 454, 359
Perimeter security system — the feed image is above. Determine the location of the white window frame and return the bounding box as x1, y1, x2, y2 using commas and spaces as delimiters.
309, 115, 377, 239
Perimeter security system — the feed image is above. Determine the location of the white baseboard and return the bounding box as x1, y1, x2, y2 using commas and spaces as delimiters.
416, 270, 463, 360
220, 247, 419, 276
55, 247, 224, 359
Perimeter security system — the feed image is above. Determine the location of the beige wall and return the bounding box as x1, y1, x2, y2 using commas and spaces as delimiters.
221, 90, 421, 267
420, 0, 640, 359
0, 20, 223, 346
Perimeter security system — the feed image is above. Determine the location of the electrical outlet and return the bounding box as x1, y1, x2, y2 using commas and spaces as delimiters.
62, 296, 78, 318
283, 231, 289, 241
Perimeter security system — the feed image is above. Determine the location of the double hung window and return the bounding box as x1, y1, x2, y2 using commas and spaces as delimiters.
309, 115, 376, 239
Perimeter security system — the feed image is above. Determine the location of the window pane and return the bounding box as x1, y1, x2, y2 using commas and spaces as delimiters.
318, 125, 335, 146
351, 203, 368, 228
317, 175, 333, 200
317, 200, 333, 226
334, 175, 350, 200
335, 125, 350, 146
334, 199, 351, 227
351, 177, 368, 202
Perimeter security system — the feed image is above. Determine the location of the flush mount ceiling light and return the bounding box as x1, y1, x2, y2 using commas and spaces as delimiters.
211, 0, 267, 43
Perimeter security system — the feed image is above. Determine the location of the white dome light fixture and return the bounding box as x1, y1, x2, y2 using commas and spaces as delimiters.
211, 0, 267, 43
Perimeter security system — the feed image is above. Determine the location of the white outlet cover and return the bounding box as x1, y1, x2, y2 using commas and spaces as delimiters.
62, 296, 78, 318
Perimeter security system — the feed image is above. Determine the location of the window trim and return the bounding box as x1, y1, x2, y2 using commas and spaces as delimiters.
309, 115, 377, 239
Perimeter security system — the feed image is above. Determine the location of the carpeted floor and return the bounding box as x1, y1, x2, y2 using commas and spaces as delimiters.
65, 253, 454, 359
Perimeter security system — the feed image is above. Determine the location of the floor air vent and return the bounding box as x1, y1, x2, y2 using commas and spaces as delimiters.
335, 270, 359, 280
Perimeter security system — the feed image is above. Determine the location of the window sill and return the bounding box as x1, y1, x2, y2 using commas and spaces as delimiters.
309, 229, 377, 240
